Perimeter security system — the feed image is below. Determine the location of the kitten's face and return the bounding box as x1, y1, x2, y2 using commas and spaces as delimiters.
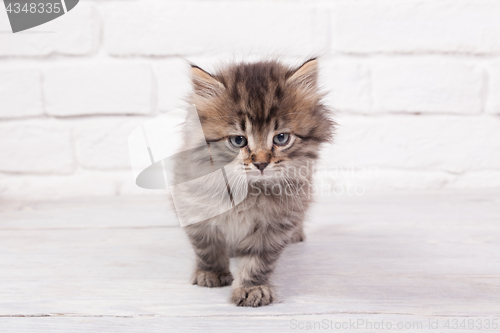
190, 59, 333, 183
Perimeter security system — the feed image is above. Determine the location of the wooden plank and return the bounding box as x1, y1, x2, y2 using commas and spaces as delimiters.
1, 314, 497, 333
0, 196, 178, 229
0, 191, 499, 330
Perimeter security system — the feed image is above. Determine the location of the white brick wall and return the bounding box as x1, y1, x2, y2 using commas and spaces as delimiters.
101, 2, 329, 57
330, 0, 500, 54
320, 60, 371, 113
0, 0, 499, 200
0, 119, 74, 174
372, 60, 484, 114
0, 4, 98, 56
0, 69, 42, 118
487, 61, 500, 115
73, 117, 149, 170
155, 59, 193, 112
45, 64, 153, 116
324, 115, 500, 172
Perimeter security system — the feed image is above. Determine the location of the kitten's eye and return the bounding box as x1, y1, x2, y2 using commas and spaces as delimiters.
273, 133, 290, 146
229, 136, 248, 148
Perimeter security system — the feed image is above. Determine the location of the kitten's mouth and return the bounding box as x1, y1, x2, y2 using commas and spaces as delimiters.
247, 169, 280, 180
247, 170, 263, 177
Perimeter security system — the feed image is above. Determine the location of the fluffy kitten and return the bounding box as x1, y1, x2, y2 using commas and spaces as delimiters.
174, 58, 333, 307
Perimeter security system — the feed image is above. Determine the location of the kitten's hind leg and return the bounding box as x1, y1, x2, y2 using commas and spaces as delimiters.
186, 224, 233, 287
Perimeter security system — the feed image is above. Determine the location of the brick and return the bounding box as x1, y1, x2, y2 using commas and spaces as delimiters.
486, 62, 500, 115
320, 60, 371, 113
0, 170, 171, 200
321, 115, 500, 172
0, 171, 118, 200
331, 0, 500, 54
73, 117, 148, 170
315, 167, 500, 193
45, 64, 153, 116
453, 171, 500, 189
101, 2, 328, 56
0, 119, 75, 174
0, 4, 98, 56
155, 59, 193, 112
314, 169, 457, 193
0, 6, 9, 31
0, 69, 42, 118
372, 60, 483, 114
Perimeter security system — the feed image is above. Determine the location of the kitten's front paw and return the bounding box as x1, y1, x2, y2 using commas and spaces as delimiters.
192, 271, 233, 288
231, 285, 275, 307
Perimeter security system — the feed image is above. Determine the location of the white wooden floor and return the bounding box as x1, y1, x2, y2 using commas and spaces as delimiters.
1, 191, 499, 332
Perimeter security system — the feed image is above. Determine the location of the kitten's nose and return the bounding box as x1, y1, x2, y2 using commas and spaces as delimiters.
253, 162, 269, 171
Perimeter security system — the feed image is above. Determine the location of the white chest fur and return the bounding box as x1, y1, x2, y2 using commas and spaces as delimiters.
214, 210, 255, 247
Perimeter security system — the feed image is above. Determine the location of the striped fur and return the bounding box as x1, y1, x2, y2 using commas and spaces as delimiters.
176, 59, 334, 307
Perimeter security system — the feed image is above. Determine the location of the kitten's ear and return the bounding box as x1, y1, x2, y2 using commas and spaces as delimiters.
191, 65, 224, 97
287, 58, 318, 89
